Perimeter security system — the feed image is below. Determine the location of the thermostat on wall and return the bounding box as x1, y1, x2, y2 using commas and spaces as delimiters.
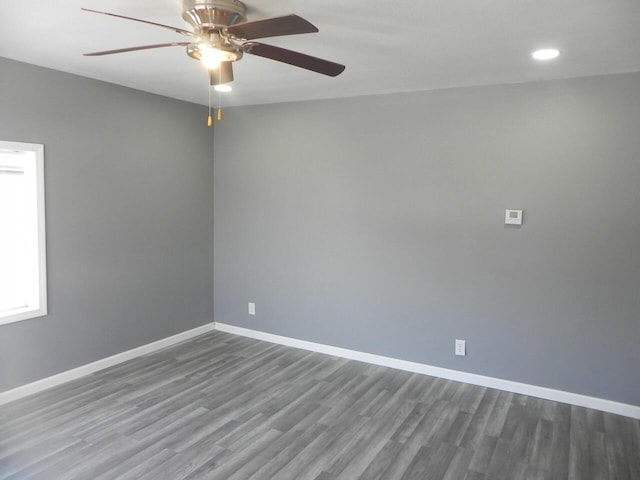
505, 209, 523, 225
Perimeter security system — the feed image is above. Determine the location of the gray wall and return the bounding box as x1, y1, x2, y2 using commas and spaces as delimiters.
0, 58, 214, 392
213, 72, 640, 406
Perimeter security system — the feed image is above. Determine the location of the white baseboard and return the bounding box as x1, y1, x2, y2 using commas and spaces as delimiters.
3, 320, 637, 419
0, 323, 215, 406
215, 322, 640, 419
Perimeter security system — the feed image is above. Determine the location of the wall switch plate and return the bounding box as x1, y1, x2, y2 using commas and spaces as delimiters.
248, 302, 255, 315
505, 209, 523, 225
455, 339, 466, 356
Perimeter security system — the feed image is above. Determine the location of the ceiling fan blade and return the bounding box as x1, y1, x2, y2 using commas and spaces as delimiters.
244, 42, 345, 77
209, 62, 234, 85
81, 8, 195, 37
84, 42, 190, 56
226, 14, 318, 40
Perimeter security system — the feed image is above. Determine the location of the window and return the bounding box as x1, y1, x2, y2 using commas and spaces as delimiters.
0, 140, 47, 325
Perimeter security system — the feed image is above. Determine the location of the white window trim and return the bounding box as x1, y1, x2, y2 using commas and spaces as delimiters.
0, 140, 47, 325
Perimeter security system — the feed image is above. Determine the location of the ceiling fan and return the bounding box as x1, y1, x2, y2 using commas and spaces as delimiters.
83, 0, 345, 95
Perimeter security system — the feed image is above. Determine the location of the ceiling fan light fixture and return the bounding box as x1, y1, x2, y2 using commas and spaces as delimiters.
531, 48, 560, 61
187, 43, 240, 68
200, 46, 225, 68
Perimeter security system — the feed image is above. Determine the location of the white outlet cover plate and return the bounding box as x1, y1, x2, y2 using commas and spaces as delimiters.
455, 339, 466, 356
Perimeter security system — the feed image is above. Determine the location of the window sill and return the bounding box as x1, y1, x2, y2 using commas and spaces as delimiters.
0, 306, 47, 325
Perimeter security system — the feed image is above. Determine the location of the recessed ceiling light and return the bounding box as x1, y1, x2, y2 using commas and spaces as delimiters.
214, 84, 232, 93
531, 48, 560, 61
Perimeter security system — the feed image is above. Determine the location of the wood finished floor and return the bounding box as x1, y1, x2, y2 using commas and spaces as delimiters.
1, 331, 638, 480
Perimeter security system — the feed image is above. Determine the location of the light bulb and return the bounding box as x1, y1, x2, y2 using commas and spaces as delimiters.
531, 48, 560, 61
214, 84, 232, 93
199, 46, 224, 69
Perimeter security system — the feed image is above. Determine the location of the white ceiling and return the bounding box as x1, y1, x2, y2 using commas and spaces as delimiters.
1, 0, 639, 107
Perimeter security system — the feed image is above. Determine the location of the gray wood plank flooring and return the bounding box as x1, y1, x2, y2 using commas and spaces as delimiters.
1, 331, 638, 479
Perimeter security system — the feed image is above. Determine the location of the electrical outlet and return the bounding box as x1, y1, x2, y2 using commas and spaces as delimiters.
455, 339, 466, 356
248, 302, 255, 315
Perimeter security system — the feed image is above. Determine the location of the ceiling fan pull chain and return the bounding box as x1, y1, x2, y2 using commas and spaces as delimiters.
208, 81, 213, 126
215, 70, 224, 122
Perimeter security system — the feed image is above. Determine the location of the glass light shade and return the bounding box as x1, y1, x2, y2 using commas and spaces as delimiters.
200, 47, 225, 69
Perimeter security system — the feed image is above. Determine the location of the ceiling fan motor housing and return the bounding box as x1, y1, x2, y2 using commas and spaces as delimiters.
182, 0, 247, 29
